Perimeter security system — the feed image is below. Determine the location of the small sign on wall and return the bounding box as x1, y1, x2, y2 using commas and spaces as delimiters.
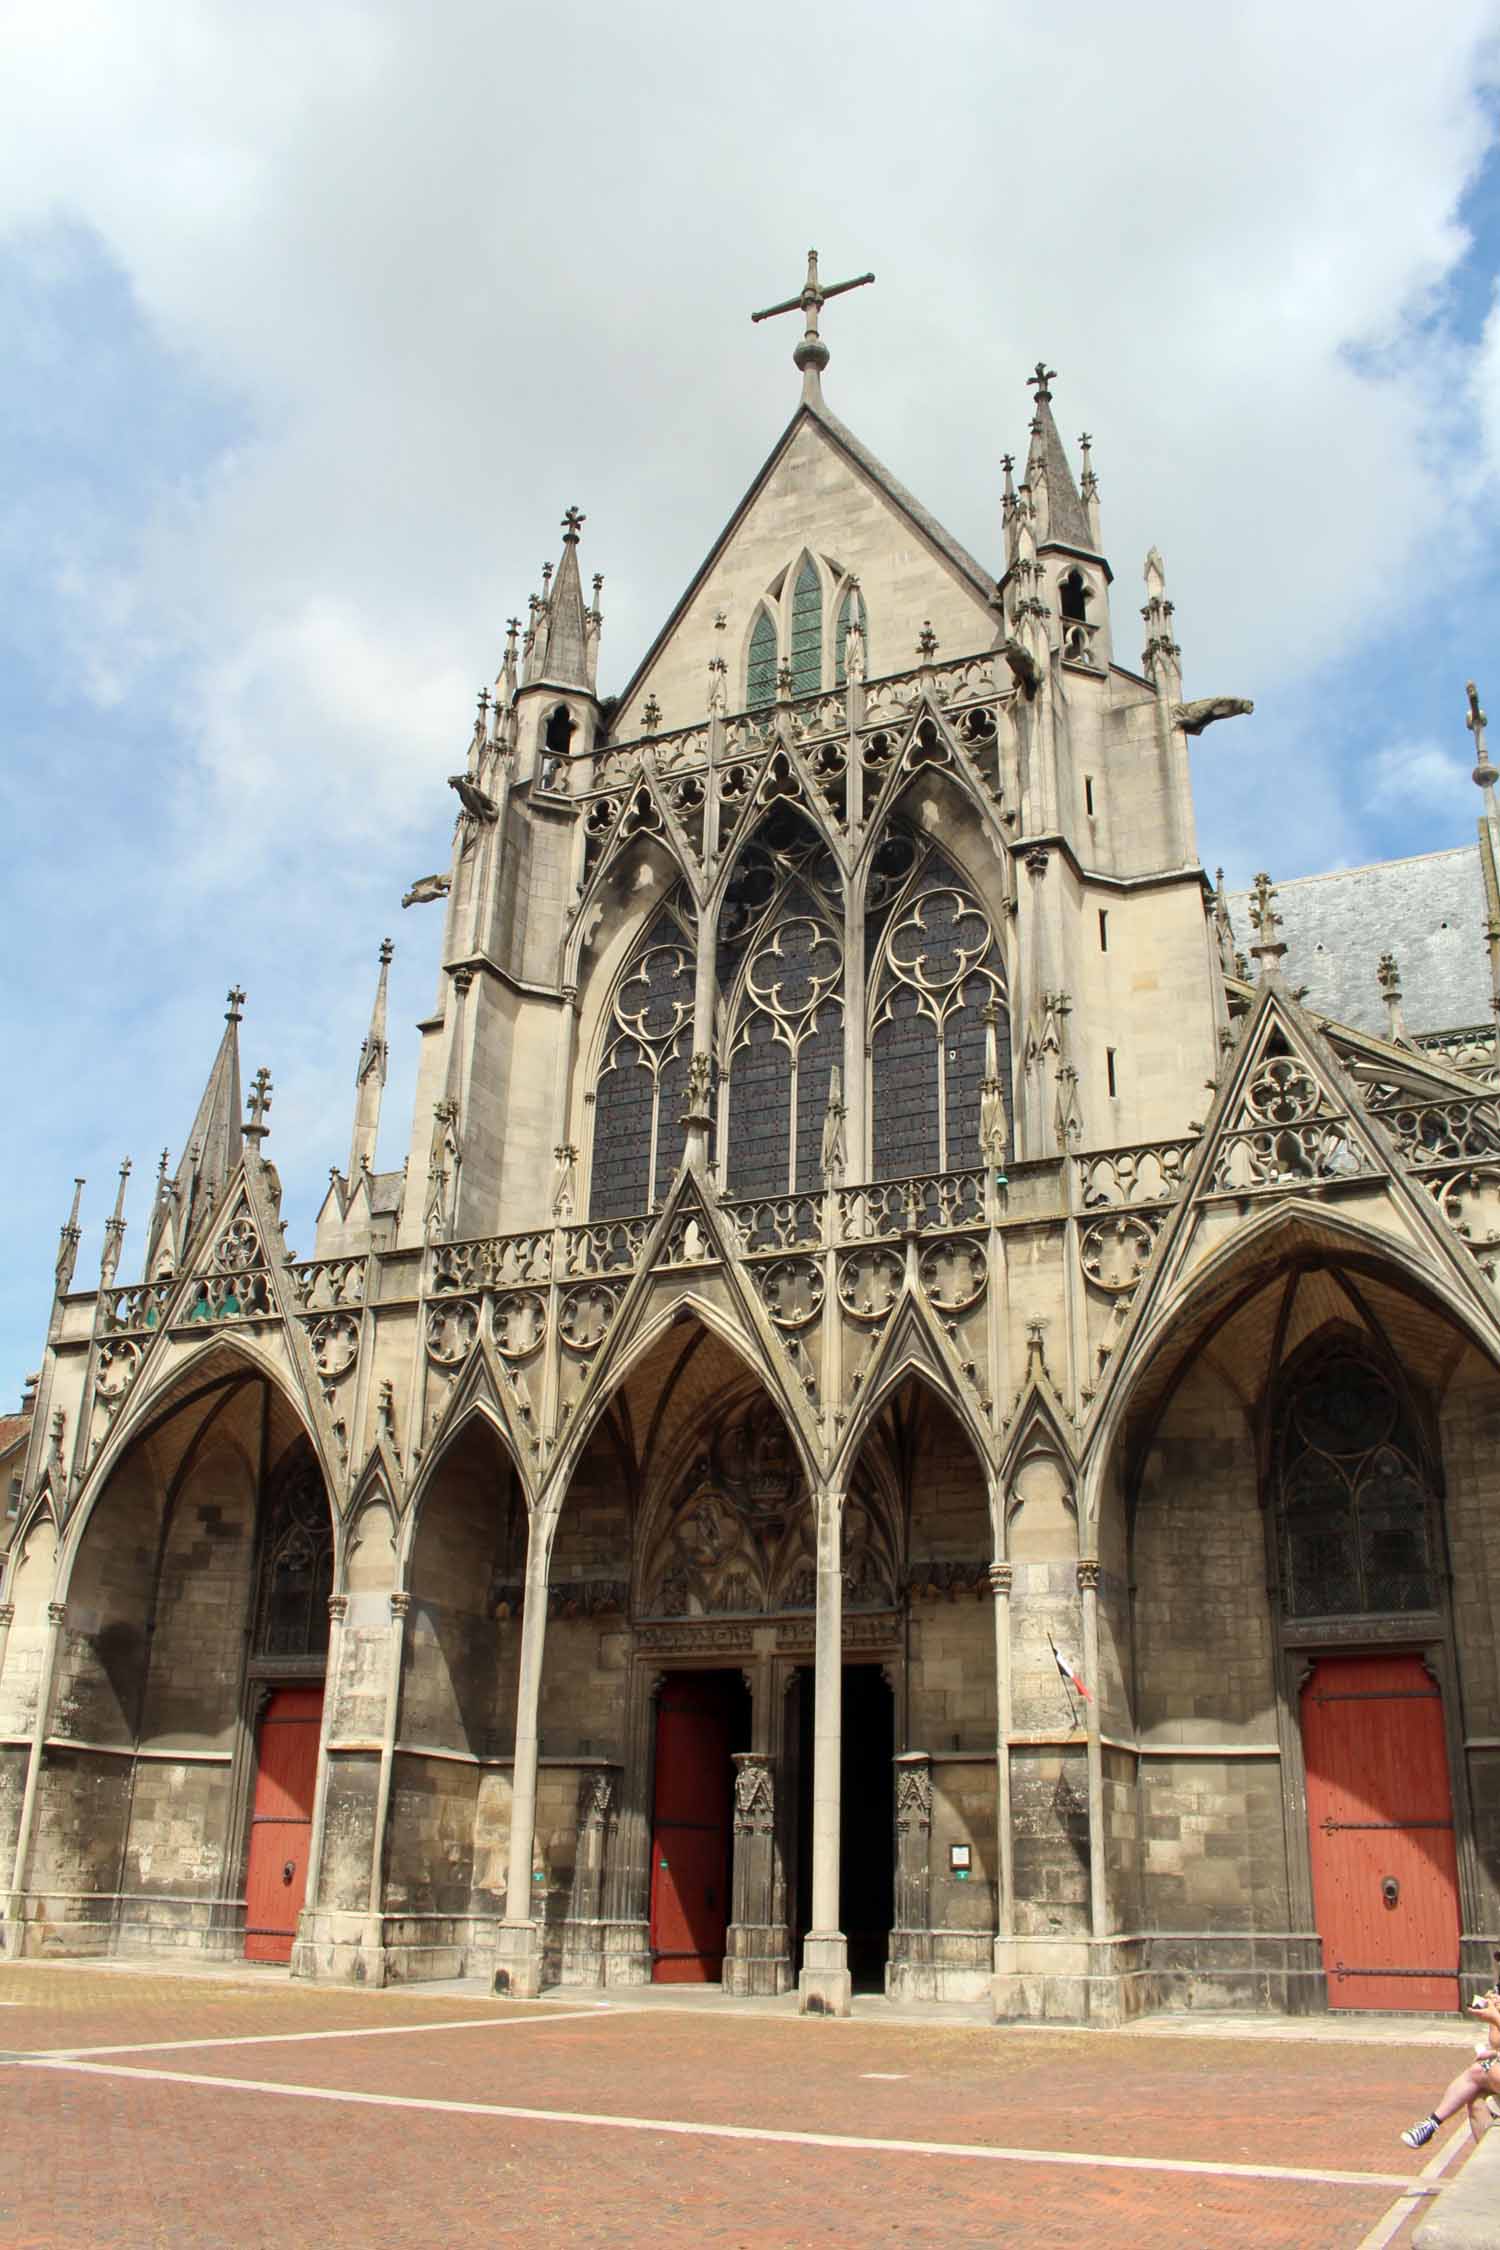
949, 1843, 971, 1880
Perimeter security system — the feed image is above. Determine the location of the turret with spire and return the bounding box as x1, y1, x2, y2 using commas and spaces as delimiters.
998, 363, 1113, 672
144, 987, 245, 1278
348, 940, 393, 1182
512, 507, 605, 790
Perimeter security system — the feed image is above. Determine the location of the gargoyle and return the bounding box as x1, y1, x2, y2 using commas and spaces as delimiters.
402, 873, 452, 909
1174, 696, 1254, 735
1002, 638, 1041, 698
447, 773, 499, 821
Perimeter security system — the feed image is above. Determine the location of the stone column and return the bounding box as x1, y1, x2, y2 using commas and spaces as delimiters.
888, 1750, 934, 2000
601, 1664, 658, 1987
1078, 1557, 1107, 1938
492, 1508, 553, 1997
989, 1557, 1018, 2017
298, 1592, 347, 1921
724, 1750, 790, 1994
364, 1589, 411, 1945
560, 1768, 614, 1987
798, 1486, 850, 2016
4, 1599, 67, 1946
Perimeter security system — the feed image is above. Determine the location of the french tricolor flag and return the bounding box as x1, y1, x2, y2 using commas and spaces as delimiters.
1050, 1636, 1092, 1702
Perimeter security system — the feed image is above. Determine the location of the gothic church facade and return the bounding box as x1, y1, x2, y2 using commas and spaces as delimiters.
8, 263, 1500, 2022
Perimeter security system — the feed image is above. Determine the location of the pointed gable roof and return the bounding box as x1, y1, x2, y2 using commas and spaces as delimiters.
540, 523, 591, 689
610, 395, 997, 732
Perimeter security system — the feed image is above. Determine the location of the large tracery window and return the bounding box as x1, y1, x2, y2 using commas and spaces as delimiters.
590, 893, 698, 1218
720, 811, 844, 1198
1273, 1342, 1436, 1618
868, 833, 1010, 1178
254, 1439, 333, 1660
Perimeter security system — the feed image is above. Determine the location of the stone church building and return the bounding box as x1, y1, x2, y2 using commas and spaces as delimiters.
8, 258, 1500, 2022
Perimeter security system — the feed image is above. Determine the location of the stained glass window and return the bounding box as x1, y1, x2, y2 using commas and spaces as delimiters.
789, 558, 823, 696
747, 610, 777, 710
255, 1441, 333, 1659
1274, 1347, 1434, 1617
868, 840, 1009, 1177
590, 899, 699, 1218
721, 819, 843, 1198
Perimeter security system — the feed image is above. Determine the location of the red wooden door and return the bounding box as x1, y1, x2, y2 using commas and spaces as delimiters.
244, 1686, 323, 1963
1302, 1654, 1459, 2011
649, 1677, 732, 1983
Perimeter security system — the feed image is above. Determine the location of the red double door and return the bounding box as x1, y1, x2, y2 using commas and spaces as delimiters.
649, 1677, 734, 1982
244, 1686, 323, 1964
1302, 1654, 1460, 2011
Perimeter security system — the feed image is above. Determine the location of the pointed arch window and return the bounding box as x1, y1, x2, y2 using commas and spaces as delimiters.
747, 610, 777, 711
789, 557, 823, 696
835, 584, 868, 686
590, 895, 698, 1218
254, 1439, 333, 1660
1273, 1342, 1435, 1618
868, 838, 1010, 1178
721, 813, 844, 1198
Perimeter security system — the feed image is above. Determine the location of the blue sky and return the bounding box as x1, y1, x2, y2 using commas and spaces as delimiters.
3, 1, 1500, 1404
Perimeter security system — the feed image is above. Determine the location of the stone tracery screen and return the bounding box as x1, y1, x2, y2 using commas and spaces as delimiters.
1273, 1345, 1435, 1618
590, 897, 698, 1219
868, 837, 1009, 1179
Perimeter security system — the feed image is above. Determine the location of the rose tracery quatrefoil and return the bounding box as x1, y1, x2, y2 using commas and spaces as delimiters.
1244, 1055, 1318, 1126
918, 1238, 987, 1312
838, 1248, 904, 1321
95, 1337, 142, 1402
560, 1284, 617, 1354
760, 1258, 824, 1329
1440, 1167, 1500, 1247
1080, 1213, 1156, 1294
493, 1291, 547, 1359
310, 1313, 359, 1381
426, 1298, 478, 1367
214, 1215, 262, 1272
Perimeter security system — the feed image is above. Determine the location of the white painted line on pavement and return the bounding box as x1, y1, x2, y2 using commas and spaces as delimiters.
15, 2006, 629, 2061
15, 2055, 1423, 2193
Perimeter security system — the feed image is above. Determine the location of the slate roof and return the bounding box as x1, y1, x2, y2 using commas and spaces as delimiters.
1228, 845, 1491, 1036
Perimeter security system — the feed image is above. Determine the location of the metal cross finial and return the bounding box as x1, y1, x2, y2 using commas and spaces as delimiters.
562, 506, 586, 543
1468, 680, 1498, 807
752, 248, 875, 398
1028, 361, 1058, 405
247, 1066, 273, 1133
226, 985, 246, 1022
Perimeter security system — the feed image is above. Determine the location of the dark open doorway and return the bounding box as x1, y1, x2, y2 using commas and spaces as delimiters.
648, 1669, 753, 1983
793, 1663, 895, 1991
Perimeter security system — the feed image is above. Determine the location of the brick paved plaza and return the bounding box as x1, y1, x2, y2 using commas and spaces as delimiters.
0, 1962, 1483, 2247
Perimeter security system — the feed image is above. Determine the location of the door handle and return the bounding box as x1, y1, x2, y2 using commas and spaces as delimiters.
1382, 1876, 1399, 1909
282, 1859, 297, 1886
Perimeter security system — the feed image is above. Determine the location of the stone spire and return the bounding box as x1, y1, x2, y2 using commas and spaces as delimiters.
99, 1158, 131, 1288
1024, 363, 1094, 553
145, 987, 245, 1275
536, 508, 592, 690
348, 939, 393, 1181
54, 1176, 84, 1299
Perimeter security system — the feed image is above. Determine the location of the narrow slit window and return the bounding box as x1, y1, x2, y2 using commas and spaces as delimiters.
1098, 909, 1109, 952
1084, 775, 1095, 817
1106, 1047, 1118, 1098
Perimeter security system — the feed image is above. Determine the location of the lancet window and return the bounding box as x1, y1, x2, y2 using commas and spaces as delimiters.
254, 1439, 333, 1660
590, 893, 698, 1218
789, 557, 823, 696
747, 610, 777, 710
720, 811, 844, 1198
867, 833, 1009, 1179
1273, 1342, 1435, 1618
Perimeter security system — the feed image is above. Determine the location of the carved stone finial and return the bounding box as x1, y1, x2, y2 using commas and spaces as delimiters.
1469, 680, 1498, 812
55, 1176, 85, 1297
642, 694, 662, 734
916, 621, 939, 662
561, 505, 586, 544
226, 985, 246, 1023
1027, 360, 1057, 406
246, 1066, 273, 1138
1247, 871, 1287, 980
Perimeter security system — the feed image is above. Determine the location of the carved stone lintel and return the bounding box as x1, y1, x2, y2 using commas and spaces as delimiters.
1076, 1558, 1101, 1594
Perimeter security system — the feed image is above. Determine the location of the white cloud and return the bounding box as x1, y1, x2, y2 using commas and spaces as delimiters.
3, 0, 1500, 1385
1366, 737, 1474, 814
